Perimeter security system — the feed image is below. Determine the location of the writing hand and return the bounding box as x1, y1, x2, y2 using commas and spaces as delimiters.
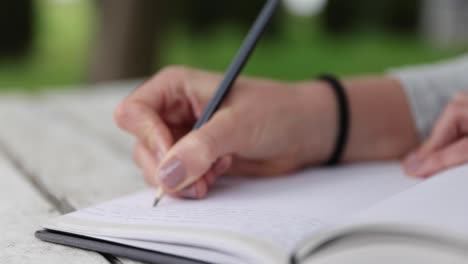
114, 66, 337, 199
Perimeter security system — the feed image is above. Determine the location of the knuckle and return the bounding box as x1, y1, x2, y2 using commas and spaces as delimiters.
442, 101, 463, 122
114, 100, 132, 129
157, 65, 189, 79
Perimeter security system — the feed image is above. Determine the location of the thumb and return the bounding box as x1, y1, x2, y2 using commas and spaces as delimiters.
156, 111, 236, 193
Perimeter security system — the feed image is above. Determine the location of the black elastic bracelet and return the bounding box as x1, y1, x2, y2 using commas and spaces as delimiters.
319, 75, 350, 166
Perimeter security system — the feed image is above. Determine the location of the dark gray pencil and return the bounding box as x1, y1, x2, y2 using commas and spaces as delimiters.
153, 0, 280, 207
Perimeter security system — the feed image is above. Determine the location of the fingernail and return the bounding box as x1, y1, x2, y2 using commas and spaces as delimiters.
158, 158, 187, 189
179, 186, 198, 198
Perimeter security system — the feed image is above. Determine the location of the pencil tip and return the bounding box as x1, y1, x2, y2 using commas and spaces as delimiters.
153, 188, 165, 207
152, 198, 160, 207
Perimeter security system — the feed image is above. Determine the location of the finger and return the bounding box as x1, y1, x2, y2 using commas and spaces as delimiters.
403, 148, 424, 174
115, 101, 173, 156
416, 95, 468, 159
455, 93, 468, 132
133, 142, 163, 186
123, 66, 218, 121
204, 155, 233, 185
204, 170, 218, 186
125, 66, 189, 111
403, 93, 468, 169
175, 156, 232, 199
406, 138, 468, 178
176, 177, 209, 199
156, 110, 237, 193
115, 67, 220, 158
453, 92, 468, 106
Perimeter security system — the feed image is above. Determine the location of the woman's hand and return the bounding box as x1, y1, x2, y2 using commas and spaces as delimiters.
404, 92, 468, 178
114, 66, 337, 199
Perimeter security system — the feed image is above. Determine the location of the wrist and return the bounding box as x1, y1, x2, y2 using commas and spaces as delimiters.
339, 77, 419, 161
290, 75, 418, 167
292, 81, 338, 166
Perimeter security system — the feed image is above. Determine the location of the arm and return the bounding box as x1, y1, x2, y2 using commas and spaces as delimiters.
114, 54, 468, 199
292, 76, 419, 166
328, 54, 468, 163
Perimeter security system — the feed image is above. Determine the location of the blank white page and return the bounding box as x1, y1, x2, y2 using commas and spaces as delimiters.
45, 163, 419, 263
350, 164, 468, 237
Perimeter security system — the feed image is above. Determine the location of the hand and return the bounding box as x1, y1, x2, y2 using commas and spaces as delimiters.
404, 92, 468, 178
114, 66, 337, 199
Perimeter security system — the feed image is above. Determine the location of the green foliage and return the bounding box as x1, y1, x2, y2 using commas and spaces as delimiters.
0, 0, 95, 91
163, 16, 465, 80
0, 1, 465, 91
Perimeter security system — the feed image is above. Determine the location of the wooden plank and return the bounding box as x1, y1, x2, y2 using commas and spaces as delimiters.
0, 86, 148, 263
0, 95, 145, 208
42, 85, 151, 264
0, 153, 107, 263
41, 82, 139, 155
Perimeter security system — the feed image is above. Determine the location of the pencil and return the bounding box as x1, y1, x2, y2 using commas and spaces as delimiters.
153, 0, 280, 207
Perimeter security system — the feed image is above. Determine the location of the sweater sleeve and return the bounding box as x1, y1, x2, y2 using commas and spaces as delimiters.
389, 54, 468, 139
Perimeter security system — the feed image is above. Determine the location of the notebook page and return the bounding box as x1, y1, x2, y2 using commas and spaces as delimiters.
349, 164, 468, 236
45, 163, 419, 263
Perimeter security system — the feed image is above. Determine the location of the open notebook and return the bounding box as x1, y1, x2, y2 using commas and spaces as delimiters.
37, 163, 468, 264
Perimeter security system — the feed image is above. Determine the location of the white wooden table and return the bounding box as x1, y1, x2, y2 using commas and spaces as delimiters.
0, 81, 147, 263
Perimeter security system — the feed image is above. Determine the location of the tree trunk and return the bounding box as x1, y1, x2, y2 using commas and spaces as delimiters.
421, 0, 468, 48
89, 0, 164, 83
0, 1, 34, 59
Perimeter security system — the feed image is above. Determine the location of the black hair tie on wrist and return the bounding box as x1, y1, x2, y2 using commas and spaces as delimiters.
319, 75, 350, 166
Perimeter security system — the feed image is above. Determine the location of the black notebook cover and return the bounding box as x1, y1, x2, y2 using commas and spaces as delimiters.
35, 229, 211, 264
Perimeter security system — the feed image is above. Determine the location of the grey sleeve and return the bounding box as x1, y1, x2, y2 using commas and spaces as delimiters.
389, 54, 468, 139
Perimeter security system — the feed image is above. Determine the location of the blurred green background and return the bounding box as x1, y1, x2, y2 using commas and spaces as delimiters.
0, 0, 466, 91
